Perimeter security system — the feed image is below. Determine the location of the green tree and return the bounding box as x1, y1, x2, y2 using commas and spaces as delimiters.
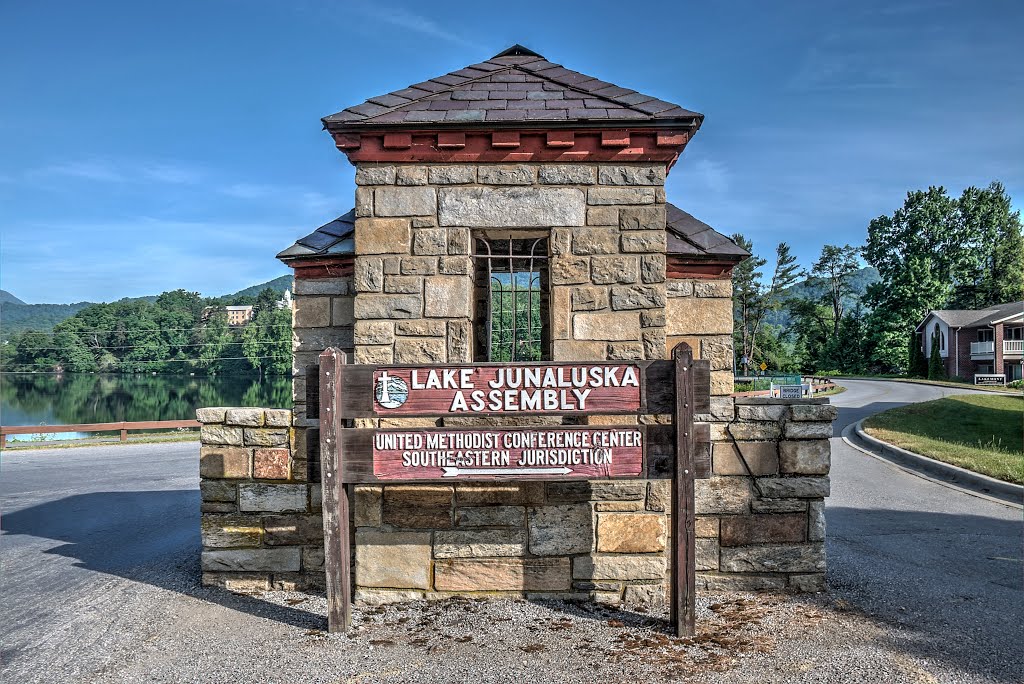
809, 244, 862, 336
927, 328, 946, 379
732, 236, 800, 374
907, 330, 927, 378
242, 306, 291, 378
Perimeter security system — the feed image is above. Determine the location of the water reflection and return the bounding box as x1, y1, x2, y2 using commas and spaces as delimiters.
0, 374, 291, 435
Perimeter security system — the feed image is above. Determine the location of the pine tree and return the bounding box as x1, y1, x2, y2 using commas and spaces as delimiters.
927, 328, 946, 379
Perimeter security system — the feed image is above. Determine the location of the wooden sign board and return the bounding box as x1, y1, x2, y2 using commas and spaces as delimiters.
318, 343, 708, 639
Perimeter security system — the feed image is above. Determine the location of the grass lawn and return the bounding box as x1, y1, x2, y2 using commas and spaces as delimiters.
863, 394, 1024, 484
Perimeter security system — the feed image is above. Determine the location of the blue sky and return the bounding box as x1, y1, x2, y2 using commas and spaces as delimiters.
1, 0, 1021, 303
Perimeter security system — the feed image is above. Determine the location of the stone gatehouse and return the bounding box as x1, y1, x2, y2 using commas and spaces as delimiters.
198, 46, 835, 604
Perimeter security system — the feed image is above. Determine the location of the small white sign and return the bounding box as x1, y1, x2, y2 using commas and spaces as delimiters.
974, 373, 1006, 386
779, 384, 804, 399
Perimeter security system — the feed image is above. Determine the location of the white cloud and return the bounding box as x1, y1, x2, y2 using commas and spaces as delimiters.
349, 2, 484, 50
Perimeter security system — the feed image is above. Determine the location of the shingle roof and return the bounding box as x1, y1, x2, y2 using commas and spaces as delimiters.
275, 211, 354, 261
665, 204, 749, 260
923, 301, 1024, 330
278, 204, 746, 263
323, 45, 702, 129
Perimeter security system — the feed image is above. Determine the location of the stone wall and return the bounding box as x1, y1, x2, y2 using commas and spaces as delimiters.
198, 407, 324, 591
350, 162, 668, 365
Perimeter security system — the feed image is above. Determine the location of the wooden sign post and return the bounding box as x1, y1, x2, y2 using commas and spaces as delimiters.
317, 343, 710, 636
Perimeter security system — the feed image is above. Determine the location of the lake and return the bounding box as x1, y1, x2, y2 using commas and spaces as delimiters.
0, 373, 291, 442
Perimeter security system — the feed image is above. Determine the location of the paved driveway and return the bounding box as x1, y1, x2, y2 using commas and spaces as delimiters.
0, 380, 1020, 682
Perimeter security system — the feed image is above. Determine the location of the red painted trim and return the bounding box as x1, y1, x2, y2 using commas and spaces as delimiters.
290, 257, 354, 280
333, 129, 689, 165
666, 258, 738, 279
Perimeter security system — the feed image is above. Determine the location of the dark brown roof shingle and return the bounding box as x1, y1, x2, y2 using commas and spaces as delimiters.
323, 46, 703, 129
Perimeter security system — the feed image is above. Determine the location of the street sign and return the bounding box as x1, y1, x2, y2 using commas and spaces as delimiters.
759, 362, 768, 371
779, 385, 803, 399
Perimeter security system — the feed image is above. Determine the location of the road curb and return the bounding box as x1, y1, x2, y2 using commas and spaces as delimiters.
846, 419, 1023, 507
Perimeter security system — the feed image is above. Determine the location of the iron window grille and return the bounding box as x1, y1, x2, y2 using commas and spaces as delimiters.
473, 236, 549, 362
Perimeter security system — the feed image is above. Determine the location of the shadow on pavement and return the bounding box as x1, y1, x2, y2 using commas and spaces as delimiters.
827, 506, 1023, 682
1, 490, 325, 631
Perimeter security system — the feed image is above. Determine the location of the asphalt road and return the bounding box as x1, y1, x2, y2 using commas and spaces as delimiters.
0, 380, 1020, 682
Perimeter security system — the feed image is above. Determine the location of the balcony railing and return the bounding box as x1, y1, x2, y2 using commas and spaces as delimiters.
971, 341, 995, 356
1005, 340, 1024, 354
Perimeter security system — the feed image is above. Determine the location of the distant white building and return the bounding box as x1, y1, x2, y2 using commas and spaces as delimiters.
277, 289, 292, 310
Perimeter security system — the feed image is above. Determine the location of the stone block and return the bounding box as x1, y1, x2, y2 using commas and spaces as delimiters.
595, 500, 645, 511
573, 555, 666, 581
223, 408, 263, 427
200, 479, 237, 503
456, 506, 525, 527
439, 187, 585, 227
394, 337, 446, 363
528, 504, 593, 556
355, 218, 410, 255
292, 279, 350, 296
700, 337, 733, 371
599, 165, 666, 186
808, 501, 825, 541
439, 255, 472, 275
434, 558, 571, 592
728, 422, 783, 441
412, 229, 448, 256
587, 187, 656, 205
646, 480, 670, 512
790, 573, 826, 592
620, 231, 666, 253
201, 548, 301, 573
238, 484, 307, 513
548, 480, 644, 503
572, 227, 619, 255
713, 442, 779, 476
196, 407, 227, 423
751, 498, 808, 514
354, 345, 393, 364
477, 164, 535, 185
695, 516, 719, 537
200, 446, 250, 478
666, 296, 733, 335
395, 319, 445, 336
539, 165, 596, 185
591, 256, 639, 285
201, 572, 271, 593
697, 573, 786, 592
737, 404, 788, 421
550, 256, 590, 285
607, 342, 644, 360
784, 421, 835, 439
354, 294, 422, 319
447, 228, 470, 255
694, 280, 732, 298
355, 530, 431, 589
200, 425, 244, 446
455, 483, 544, 506
696, 538, 720, 571
779, 440, 831, 475
396, 165, 428, 185
428, 165, 475, 184
201, 514, 261, 548
624, 583, 665, 607
573, 311, 640, 341
353, 320, 395, 346
756, 476, 830, 498
610, 285, 665, 310
383, 485, 453, 528
667, 280, 694, 297
354, 258, 384, 293
355, 187, 373, 216
355, 165, 396, 185
253, 448, 290, 479
263, 514, 324, 546
355, 589, 425, 604
434, 529, 527, 558
302, 546, 325, 572
790, 404, 839, 422
596, 513, 666, 553
695, 477, 751, 515
447, 320, 472, 362
424, 276, 472, 318
719, 513, 806, 546
571, 286, 609, 311
619, 206, 666, 231
383, 275, 422, 295
201, 502, 237, 513
264, 409, 291, 427
640, 254, 667, 283
374, 186, 436, 217
243, 428, 288, 447
641, 310, 666, 328
354, 485, 383, 527
711, 370, 734, 396
293, 297, 330, 328
719, 543, 826, 573
294, 326, 353, 353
